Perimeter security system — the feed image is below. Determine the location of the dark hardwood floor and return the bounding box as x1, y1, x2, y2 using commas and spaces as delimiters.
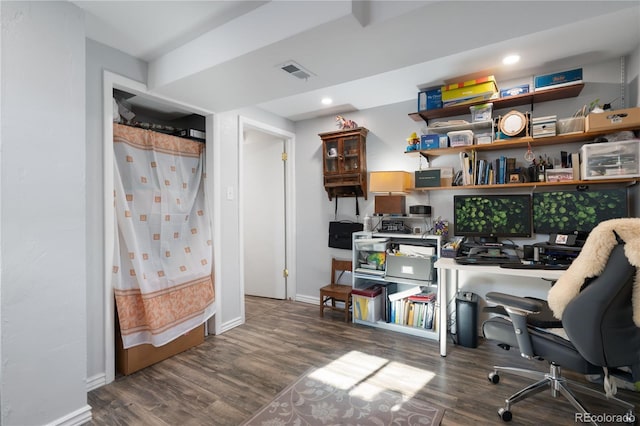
89, 296, 639, 425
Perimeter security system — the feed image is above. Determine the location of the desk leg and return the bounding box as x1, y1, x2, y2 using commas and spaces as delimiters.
438, 268, 447, 357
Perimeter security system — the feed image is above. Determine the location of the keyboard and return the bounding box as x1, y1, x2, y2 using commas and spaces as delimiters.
455, 256, 522, 266
499, 263, 570, 270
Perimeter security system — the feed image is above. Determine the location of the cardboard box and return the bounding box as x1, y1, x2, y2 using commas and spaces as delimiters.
534, 68, 582, 91
116, 323, 205, 375
585, 107, 640, 132
580, 139, 640, 180
420, 134, 441, 150
441, 75, 498, 102
353, 286, 383, 322
415, 167, 453, 188
500, 84, 530, 98
417, 87, 442, 110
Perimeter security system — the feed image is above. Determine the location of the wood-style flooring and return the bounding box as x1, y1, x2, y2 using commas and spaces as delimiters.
88, 296, 639, 425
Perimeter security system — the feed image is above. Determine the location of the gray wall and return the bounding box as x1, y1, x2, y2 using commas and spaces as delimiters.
292, 57, 640, 306
85, 39, 147, 384
1, 2, 89, 424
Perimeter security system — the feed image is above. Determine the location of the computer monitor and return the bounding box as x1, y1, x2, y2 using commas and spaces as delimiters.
533, 188, 628, 235
453, 194, 532, 243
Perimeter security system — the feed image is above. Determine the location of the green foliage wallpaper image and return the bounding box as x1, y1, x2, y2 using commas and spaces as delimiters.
455, 196, 529, 235
533, 190, 627, 233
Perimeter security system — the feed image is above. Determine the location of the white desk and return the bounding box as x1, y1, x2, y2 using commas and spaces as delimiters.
435, 257, 565, 356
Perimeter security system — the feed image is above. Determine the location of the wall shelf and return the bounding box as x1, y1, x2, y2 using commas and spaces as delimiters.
405, 125, 640, 157
409, 84, 585, 123
412, 178, 638, 191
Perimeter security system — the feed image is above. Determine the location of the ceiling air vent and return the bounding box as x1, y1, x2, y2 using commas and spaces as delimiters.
280, 61, 314, 80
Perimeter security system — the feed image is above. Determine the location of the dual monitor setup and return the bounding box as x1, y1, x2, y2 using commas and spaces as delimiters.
453, 188, 629, 267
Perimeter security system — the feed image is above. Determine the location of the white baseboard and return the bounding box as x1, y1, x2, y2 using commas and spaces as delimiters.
86, 373, 106, 392
219, 316, 244, 333
46, 404, 92, 426
295, 294, 320, 305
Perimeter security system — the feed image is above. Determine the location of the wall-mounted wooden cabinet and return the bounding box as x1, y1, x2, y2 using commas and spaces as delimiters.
320, 127, 368, 200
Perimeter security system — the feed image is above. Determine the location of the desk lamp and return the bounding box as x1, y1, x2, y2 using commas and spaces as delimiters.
369, 171, 412, 215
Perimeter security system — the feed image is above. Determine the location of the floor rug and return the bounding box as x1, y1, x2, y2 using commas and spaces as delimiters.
241, 365, 445, 426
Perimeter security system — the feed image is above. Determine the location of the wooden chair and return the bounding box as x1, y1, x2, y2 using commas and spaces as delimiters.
319, 258, 353, 322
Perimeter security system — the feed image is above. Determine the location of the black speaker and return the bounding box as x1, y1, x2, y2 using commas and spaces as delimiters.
456, 292, 478, 348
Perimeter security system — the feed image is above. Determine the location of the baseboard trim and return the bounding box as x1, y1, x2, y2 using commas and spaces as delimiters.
219, 317, 244, 333
86, 373, 106, 392
295, 294, 318, 305
46, 404, 92, 426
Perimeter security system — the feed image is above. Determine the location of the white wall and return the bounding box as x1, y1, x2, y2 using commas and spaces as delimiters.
85, 38, 147, 387
1, 2, 90, 425
293, 57, 638, 306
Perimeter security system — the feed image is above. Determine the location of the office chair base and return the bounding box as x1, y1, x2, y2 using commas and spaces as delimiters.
490, 364, 635, 425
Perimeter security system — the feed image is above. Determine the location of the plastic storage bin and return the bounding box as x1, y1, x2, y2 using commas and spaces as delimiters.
580, 140, 640, 180
353, 286, 383, 322
447, 130, 474, 147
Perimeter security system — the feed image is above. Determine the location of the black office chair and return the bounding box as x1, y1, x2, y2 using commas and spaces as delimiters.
482, 233, 640, 423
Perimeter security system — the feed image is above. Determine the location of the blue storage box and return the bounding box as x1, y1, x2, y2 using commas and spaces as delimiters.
418, 87, 442, 111
500, 84, 529, 98
420, 134, 440, 150
534, 68, 582, 91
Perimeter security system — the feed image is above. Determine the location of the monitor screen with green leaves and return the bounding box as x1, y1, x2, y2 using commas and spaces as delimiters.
533, 189, 628, 234
453, 194, 532, 241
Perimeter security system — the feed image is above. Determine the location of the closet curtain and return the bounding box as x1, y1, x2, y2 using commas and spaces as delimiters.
112, 123, 215, 349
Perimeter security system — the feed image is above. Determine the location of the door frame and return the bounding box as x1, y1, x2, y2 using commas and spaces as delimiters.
102, 71, 218, 385
238, 116, 296, 311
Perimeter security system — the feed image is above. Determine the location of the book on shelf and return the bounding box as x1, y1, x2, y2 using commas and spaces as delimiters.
407, 291, 436, 303
385, 297, 437, 330
387, 285, 422, 302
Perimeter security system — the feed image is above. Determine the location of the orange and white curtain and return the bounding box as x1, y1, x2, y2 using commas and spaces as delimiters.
112, 123, 215, 349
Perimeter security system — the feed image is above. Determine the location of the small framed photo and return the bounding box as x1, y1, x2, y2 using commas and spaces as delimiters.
509, 173, 521, 183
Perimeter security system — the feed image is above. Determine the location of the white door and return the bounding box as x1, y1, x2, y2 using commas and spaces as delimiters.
242, 129, 287, 299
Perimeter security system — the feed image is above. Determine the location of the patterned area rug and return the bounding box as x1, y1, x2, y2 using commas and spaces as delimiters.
241, 364, 445, 426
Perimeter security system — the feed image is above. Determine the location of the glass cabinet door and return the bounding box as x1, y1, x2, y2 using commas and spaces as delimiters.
324, 139, 339, 174
342, 137, 360, 172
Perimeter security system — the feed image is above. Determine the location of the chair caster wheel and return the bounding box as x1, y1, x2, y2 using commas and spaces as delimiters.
489, 372, 500, 384
498, 408, 512, 422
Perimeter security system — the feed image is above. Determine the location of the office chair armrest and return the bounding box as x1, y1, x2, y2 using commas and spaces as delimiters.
486, 292, 543, 359
486, 292, 543, 315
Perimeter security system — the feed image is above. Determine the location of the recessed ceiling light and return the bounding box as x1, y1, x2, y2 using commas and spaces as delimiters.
503, 54, 520, 65
321, 97, 333, 105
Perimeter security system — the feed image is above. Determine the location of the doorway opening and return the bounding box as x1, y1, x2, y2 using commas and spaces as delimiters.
238, 117, 296, 309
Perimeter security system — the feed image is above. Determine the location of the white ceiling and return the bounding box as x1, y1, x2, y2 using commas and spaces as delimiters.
74, 1, 640, 121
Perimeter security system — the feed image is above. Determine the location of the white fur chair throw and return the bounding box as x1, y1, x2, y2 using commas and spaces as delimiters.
547, 218, 640, 326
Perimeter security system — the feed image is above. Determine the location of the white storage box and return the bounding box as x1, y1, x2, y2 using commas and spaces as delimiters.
354, 238, 388, 252
447, 130, 474, 147
353, 286, 383, 322
580, 140, 640, 180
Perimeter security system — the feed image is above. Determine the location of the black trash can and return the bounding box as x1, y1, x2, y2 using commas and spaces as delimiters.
456, 292, 478, 348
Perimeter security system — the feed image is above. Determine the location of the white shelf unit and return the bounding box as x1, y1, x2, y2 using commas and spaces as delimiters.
351, 231, 442, 342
